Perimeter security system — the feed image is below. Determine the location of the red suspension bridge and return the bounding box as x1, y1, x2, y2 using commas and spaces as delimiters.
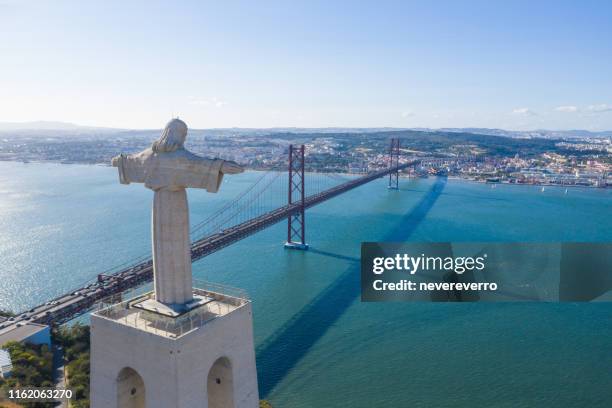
1, 139, 454, 329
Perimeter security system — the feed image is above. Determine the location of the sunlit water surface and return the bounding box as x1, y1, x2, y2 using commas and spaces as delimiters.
0, 161, 610, 407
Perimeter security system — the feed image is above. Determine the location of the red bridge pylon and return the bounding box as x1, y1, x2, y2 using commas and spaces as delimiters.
388, 138, 400, 190
285, 144, 308, 250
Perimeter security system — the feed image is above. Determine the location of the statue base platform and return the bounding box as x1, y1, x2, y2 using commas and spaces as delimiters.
131, 294, 214, 318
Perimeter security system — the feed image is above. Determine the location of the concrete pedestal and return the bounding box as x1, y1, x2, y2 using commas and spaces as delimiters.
90, 289, 259, 408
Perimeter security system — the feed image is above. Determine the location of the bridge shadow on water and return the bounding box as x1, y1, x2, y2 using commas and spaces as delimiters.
308, 248, 360, 263
401, 187, 509, 203
256, 177, 448, 397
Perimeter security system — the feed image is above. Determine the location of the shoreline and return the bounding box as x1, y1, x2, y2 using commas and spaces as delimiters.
0, 159, 608, 189
445, 175, 609, 189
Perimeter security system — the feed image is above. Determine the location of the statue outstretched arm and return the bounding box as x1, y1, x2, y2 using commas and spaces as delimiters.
220, 160, 244, 174
111, 153, 147, 184
111, 154, 130, 184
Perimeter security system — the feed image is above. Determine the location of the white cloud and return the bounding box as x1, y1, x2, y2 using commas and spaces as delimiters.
555, 105, 578, 113
585, 104, 612, 113
189, 97, 228, 108
512, 107, 537, 116
401, 110, 415, 118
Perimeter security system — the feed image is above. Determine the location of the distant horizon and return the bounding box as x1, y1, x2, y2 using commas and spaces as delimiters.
1, 119, 612, 134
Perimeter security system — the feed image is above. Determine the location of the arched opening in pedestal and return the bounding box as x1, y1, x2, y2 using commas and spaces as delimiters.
117, 367, 145, 408
207, 356, 234, 408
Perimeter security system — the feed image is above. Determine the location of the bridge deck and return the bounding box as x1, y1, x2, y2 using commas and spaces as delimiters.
0, 162, 414, 329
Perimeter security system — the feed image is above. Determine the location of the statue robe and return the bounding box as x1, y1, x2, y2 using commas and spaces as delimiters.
114, 148, 225, 307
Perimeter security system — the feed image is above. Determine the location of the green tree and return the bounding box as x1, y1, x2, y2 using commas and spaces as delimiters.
0, 341, 56, 408
53, 324, 90, 408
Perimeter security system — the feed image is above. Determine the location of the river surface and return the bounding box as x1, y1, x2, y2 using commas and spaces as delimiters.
0, 161, 610, 407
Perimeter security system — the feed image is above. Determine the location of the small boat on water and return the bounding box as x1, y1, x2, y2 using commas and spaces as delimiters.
541, 186, 546, 192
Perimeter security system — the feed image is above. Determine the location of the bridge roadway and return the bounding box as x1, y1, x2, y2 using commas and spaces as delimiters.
0, 162, 415, 329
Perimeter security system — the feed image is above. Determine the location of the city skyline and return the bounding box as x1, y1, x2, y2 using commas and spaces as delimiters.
1, 0, 612, 130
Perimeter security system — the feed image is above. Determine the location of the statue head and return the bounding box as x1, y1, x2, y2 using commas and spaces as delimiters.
152, 118, 188, 153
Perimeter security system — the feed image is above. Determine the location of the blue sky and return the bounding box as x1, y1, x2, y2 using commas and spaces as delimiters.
1, 0, 611, 130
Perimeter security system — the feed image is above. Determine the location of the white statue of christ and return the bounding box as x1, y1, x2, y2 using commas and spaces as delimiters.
111, 118, 243, 309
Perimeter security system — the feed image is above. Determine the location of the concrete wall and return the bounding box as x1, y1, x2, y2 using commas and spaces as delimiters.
91, 315, 178, 408
175, 303, 259, 408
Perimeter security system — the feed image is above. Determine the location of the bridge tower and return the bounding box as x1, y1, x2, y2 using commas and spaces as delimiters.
388, 138, 400, 190
284, 144, 308, 250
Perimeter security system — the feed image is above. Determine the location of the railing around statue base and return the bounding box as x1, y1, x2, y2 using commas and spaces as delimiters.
94, 280, 249, 339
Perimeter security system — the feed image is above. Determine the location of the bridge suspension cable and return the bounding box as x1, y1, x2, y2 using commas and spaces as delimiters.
20, 146, 417, 326
43, 163, 390, 300
60, 170, 285, 290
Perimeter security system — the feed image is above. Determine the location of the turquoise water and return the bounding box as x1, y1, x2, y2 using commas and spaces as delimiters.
0, 161, 610, 407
